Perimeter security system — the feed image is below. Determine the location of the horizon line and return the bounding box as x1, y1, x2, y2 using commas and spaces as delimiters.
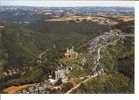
0, 1, 135, 7
0, 5, 135, 8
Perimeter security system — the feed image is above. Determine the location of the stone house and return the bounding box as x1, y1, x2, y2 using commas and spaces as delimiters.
64, 46, 78, 59
54, 64, 71, 82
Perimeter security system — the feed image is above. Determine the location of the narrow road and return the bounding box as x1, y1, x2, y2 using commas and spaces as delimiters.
38, 50, 47, 58
66, 33, 134, 94
66, 72, 101, 94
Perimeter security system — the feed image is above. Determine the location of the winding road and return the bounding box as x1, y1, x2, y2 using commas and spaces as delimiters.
66, 33, 134, 94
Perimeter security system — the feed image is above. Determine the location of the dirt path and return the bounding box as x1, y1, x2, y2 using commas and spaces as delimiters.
3, 84, 31, 94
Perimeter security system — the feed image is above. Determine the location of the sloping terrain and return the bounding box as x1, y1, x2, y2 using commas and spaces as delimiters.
70, 32, 134, 93
0, 6, 134, 93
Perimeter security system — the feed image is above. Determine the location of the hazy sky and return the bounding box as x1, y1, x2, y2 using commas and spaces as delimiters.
0, 0, 135, 7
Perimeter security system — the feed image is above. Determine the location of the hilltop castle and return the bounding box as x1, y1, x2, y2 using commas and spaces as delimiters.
64, 46, 78, 59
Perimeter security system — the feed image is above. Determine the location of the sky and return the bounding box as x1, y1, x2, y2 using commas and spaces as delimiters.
0, 0, 135, 7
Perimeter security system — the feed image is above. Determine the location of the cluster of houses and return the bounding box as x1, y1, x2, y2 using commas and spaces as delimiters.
16, 64, 71, 94
3, 47, 79, 93
17, 81, 50, 94
88, 30, 120, 54
0, 66, 32, 80
48, 47, 78, 84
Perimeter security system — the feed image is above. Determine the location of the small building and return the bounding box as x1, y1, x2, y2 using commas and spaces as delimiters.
48, 75, 57, 85
64, 46, 78, 59
55, 64, 70, 83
